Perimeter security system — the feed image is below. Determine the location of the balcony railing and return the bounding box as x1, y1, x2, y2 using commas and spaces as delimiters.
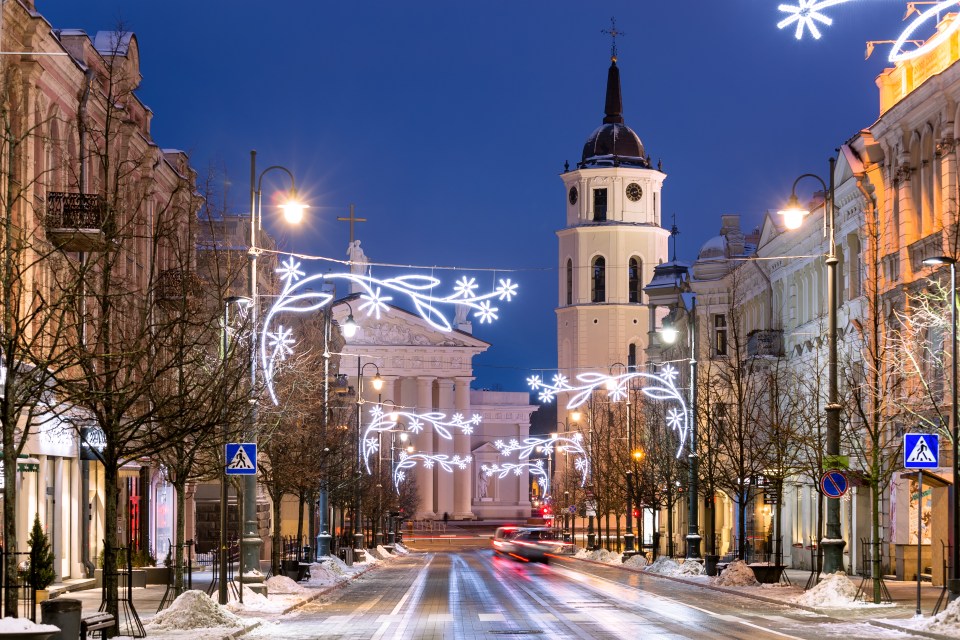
156, 268, 204, 302
44, 191, 112, 251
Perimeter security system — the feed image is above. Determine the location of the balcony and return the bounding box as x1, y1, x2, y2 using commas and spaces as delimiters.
156, 268, 204, 303
44, 192, 112, 251
747, 330, 784, 358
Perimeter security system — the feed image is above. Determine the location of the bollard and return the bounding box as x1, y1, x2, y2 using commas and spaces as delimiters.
40, 597, 81, 640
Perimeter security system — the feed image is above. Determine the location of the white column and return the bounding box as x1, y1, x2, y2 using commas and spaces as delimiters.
436, 379, 455, 518
416, 376, 436, 518
454, 377, 474, 519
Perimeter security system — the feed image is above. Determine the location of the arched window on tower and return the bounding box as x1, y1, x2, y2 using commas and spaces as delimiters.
629, 257, 642, 304
566, 259, 573, 305
628, 343, 637, 371
591, 256, 606, 303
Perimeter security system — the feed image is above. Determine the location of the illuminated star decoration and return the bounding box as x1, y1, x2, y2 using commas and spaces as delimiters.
492, 434, 589, 487
260, 256, 519, 404
362, 404, 481, 473
528, 365, 690, 458
777, 0, 848, 40
482, 460, 550, 498
778, 0, 960, 63
393, 453, 472, 492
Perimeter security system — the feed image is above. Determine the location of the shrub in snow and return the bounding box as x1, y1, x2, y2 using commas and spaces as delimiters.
265, 575, 306, 593
147, 590, 242, 630
645, 557, 681, 575
623, 554, 648, 569
920, 595, 960, 634
793, 572, 858, 607
714, 560, 759, 586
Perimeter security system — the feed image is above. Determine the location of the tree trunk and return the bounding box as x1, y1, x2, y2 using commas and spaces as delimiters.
271, 494, 282, 577
173, 479, 187, 595
737, 491, 748, 561
102, 460, 120, 635
3, 443, 18, 617
872, 470, 882, 603
296, 495, 305, 557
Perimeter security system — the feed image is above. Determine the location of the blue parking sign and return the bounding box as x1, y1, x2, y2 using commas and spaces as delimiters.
904, 433, 939, 469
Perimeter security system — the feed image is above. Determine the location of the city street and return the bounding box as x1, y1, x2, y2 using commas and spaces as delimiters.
247, 547, 915, 640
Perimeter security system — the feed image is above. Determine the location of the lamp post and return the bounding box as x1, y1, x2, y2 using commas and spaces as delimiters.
778, 158, 845, 573
608, 363, 637, 558
244, 150, 308, 576
922, 255, 959, 598
660, 293, 701, 559
219, 296, 250, 605
355, 361, 383, 554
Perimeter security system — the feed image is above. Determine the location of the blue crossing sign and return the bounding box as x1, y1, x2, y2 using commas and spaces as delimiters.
225, 443, 257, 475
820, 470, 848, 498
904, 433, 939, 469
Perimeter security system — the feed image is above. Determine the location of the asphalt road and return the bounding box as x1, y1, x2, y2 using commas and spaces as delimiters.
246, 548, 917, 639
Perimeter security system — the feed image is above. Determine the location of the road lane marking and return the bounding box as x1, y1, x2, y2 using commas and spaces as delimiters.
371, 554, 434, 640
479, 613, 506, 621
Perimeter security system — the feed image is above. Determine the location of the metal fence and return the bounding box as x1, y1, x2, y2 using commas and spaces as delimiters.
0, 550, 35, 620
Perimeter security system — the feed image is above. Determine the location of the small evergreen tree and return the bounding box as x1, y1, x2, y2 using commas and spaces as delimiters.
27, 514, 55, 590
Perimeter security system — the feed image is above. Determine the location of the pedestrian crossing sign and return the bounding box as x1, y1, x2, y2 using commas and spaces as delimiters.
904, 433, 939, 469
225, 443, 257, 475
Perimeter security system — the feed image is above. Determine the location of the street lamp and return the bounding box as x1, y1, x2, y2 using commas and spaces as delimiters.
243, 150, 308, 578
609, 363, 637, 558
778, 158, 844, 573
219, 295, 250, 605
922, 255, 959, 598
355, 362, 383, 555
660, 293, 701, 560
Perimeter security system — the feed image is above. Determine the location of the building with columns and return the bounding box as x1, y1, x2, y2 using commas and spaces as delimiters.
332, 248, 536, 521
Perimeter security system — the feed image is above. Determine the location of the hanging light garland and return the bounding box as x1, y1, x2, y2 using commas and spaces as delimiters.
261, 256, 518, 404
492, 434, 589, 487
482, 460, 551, 497
393, 452, 472, 492
362, 404, 481, 473
527, 365, 689, 458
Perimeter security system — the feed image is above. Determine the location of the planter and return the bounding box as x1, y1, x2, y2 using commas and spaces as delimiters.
748, 564, 785, 584
143, 566, 170, 585
93, 568, 147, 588
34, 589, 49, 604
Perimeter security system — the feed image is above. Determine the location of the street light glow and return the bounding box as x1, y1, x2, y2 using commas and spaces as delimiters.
279, 195, 308, 224
660, 324, 679, 344
777, 194, 808, 230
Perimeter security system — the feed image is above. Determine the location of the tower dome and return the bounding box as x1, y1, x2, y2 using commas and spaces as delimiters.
580, 60, 649, 168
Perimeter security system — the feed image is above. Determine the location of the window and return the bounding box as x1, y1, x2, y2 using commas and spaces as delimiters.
629, 257, 642, 303
628, 343, 637, 371
591, 256, 606, 303
713, 314, 728, 356
593, 188, 607, 221
566, 259, 573, 305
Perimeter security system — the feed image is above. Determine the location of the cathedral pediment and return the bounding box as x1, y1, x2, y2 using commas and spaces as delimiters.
334, 301, 489, 350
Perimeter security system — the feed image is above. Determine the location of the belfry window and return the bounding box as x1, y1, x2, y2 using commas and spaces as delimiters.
591, 256, 606, 303
629, 257, 642, 303
566, 259, 573, 305
593, 188, 607, 221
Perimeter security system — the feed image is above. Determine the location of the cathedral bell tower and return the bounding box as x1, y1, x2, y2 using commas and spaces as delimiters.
556, 52, 669, 378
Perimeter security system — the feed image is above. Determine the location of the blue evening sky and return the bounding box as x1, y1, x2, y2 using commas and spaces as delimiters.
41, 1, 910, 391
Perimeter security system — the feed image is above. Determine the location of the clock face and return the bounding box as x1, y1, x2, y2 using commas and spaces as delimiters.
568, 186, 578, 205
626, 183, 643, 202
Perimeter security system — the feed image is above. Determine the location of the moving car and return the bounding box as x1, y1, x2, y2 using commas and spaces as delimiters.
491, 526, 523, 555
497, 527, 574, 563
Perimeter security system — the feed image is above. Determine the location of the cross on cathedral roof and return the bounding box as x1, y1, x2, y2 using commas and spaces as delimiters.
601, 16, 625, 62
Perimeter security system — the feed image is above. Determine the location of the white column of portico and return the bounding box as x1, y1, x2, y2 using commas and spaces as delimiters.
454, 377, 474, 519
436, 379, 455, 518
416, 376, 436, 518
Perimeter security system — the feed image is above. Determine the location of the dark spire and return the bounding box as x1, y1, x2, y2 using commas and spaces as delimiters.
603, 61, 624, 125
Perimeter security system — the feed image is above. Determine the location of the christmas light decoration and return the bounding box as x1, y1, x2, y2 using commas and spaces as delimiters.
393, 452, 472, 492
777, 0, 960, 63
482, 460, 551, 498
528, 365, 690, 458
362, 404, 481, 473
492, 434, 589, 487
261, 257, 518, 403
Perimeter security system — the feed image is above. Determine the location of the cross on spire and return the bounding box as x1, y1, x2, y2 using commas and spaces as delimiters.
337, 204, 367, 244
602, 16, 625, 62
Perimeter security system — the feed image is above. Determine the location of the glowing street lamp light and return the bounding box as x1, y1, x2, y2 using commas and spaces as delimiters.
777, 193, 808, 230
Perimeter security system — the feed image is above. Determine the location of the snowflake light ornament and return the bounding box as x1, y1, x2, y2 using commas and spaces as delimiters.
777, 0, 847, 40
493, 434, 589, 487
361, 404, 482, 473
393, 453, 472, 492
258, 258, 518, 404
482, 462, 551, 498
529, 367, 691, 458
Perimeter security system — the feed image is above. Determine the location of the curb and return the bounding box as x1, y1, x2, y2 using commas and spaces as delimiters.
573, 557, 948, 639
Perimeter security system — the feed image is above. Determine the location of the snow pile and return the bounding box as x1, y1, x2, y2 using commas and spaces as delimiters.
622, 554, 648, 569
146, 590, 242, 630
919, 595, 960, 634
392, 543, 409, 555
265, 575, 307, 594
793, 572, 859, 608
0, 617, 60, 633
576, 548, 622, 564
677, 559, 705, 576
376, 545, 393, 558
225, 584, 289, 613
714, 560, 759, 587
307, 559, 348, 586
645, 556, 681, 575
